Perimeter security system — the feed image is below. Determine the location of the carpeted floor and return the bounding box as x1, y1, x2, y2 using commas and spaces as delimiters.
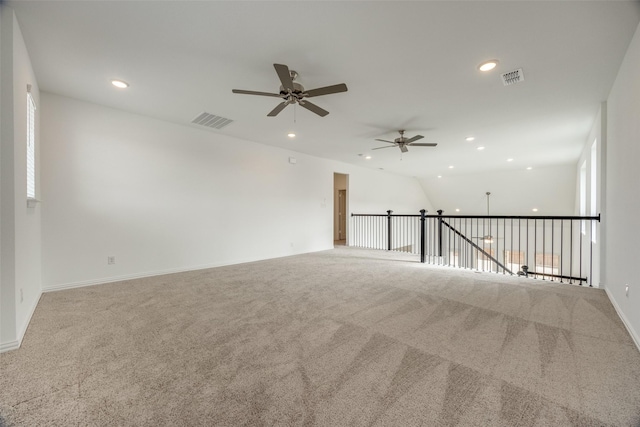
1, 247, 639, 426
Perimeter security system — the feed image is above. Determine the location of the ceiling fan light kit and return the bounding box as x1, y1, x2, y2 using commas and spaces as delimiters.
232, 63, 348, 117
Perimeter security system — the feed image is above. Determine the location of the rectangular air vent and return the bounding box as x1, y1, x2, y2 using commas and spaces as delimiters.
501, 68, 524, 86
191, 112, 233, 130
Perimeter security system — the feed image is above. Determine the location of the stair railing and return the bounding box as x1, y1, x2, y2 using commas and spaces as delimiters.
350, 210, 601, 286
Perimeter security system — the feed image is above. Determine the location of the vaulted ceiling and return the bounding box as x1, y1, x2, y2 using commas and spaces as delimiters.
8, 1, 640, 211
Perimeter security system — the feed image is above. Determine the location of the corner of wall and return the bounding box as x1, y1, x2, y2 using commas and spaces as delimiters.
0, 1, 18, 349
605, 287, 640, 353
0, 4, 43, 353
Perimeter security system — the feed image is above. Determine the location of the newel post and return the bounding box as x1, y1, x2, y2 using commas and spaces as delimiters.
437, 210, 444, 257
387, 210, 393, 251
420, 209, 427, 263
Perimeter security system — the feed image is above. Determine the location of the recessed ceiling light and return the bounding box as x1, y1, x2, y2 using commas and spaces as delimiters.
287, 132, 296, 138
526, 166, 533, 170
448, 165, 454, 169
455, 208, 460, 212
465, 136, 475, 142
437, 175, 442, 178
111, 80, 129, 89
364, 155, 372, 160
477, 146, 485, 151
532, 208, 538, 212
478, 60, 499, 72
507, 158, 514, 162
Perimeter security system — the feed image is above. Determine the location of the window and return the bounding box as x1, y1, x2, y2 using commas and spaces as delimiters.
535, 253, 559, 275
505, 250, 525, 264
504, 250, 526, 273
26, 85, 36, 199
590, 140, 597, 242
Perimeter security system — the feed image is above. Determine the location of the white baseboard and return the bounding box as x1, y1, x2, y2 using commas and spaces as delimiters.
42, 249, 322, 293
19, 290, 42, 341
0, 339, 20, 353
605, 287, 640, 353
43, 263, 241, 292
0, 291, 43, 354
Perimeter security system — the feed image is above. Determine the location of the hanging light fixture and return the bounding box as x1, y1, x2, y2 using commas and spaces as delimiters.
483, 192, 494, 243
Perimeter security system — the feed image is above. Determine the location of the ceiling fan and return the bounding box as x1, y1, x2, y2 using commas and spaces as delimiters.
232, 63, 348, 117
372, 130, 437, 153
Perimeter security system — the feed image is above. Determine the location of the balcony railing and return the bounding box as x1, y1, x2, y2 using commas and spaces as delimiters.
350, 210, 600, 286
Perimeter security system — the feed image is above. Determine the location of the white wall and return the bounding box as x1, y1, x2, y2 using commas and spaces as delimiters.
0, 7, 42, 352
419, 164, 576, 216
604, 21, 640, 349
348, 170, 432, 215
40, 93, 432, 290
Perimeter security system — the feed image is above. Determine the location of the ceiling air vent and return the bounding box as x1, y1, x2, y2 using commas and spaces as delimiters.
501, 68, 524, 86
191, 112, 233, 130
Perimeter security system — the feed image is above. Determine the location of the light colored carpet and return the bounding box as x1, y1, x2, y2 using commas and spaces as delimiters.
1, 247, 639, 426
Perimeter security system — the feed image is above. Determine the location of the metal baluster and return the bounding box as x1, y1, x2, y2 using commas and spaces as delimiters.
533, 218, 544, 279
420, 210, 426, 262
448, 217, 451, 266
589, 219, 593, 287
570, 220, 574, 285
503, 217, 506, 274
458, 217, 461, 268
579, 221, 583, 286
510, 218, 514, 275
518, 219, 521, 272
463, 218, 467, 269
542, 219, 545, 280
526, 219, 529, 277
560, 220, 564, 283
551, 219, 554, 282
482, 217, 486, 272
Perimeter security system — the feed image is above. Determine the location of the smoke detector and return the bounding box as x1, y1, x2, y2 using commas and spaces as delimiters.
501, 68, 525, 86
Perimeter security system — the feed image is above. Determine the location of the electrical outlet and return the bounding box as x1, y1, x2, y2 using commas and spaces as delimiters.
20, 288, 24, 303
107, 256, 116, 265
625, 284, 630, 297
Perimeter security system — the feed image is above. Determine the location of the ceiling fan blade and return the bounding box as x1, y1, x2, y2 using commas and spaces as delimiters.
405, 135, 424, 143
400, 145, 409, 153
409, 142, 438, 147
304, 83, 348, 98
274, 63, 294, 92
232, 89, 282, 97
372, 145, 396, 150
267, 101, 290, 117
298, 100, 329, 117
374, 139, 396, 144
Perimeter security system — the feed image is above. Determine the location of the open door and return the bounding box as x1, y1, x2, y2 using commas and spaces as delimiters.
333, 173, 348, 246
338, 190, 346, 240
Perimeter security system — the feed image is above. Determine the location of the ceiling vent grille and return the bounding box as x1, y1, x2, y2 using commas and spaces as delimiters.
501, 68, 524, 86
191, 112, 233, 129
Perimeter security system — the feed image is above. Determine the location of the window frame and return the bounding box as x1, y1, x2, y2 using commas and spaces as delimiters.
26, 85, 37, 201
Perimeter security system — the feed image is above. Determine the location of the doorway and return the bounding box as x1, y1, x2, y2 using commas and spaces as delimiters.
333, 173, 348, 246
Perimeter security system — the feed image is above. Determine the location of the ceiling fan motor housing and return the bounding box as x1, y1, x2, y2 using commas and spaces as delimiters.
280, 82, 304, 102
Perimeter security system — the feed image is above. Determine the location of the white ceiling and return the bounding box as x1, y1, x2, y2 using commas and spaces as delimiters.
8, 1, 640, 181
